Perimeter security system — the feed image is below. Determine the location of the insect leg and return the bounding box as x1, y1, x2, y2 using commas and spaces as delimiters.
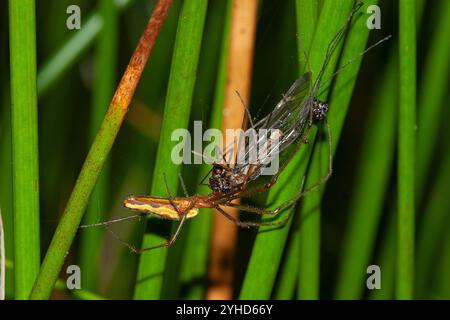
311, 1, 363, 95
130, 214, 188, 253
235, 89, 254, 128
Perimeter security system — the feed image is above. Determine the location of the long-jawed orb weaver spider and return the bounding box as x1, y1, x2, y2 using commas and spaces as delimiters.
81, 1, 391, 253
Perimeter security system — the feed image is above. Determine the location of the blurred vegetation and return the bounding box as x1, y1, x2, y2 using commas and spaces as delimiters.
0, 0, 449, 300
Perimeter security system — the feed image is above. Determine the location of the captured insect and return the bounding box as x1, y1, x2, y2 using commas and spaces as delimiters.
81, 1, 391, 253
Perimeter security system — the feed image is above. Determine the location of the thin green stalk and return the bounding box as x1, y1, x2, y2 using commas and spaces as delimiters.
334, 47, 397, 299
78, 0, 119, 292
416, 142, 450, 297
415, 0, 450, 297
54, 280, 106, 300
5, 259, 105, 300
369, 213, 396, 299
397, 0, 416, 300
178, 0, 231, 300
369, 0, 425, 300
37, 0, 134, 97
29, 0, 173, 299
1, 209, 5, 300
239, 0, 354, 300
133, 0, 208, 300
273, 229, 300, 299
416, 0, 450, 200
297, 0, 374, 299
0, 24, 14, 297
8, 0, 40, 300
434, 222, 450, 298
160, 0, 224, 299
273, 0, 318, 300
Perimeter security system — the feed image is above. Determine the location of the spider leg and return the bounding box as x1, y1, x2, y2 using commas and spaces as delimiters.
221, 202, 280, 215
163, 172, 186, 218
198, 166, 214, 185
123, 174, 191, 253
219, 146, 229, 166
103, 214, 188, 254
220, 118, 332, 214
80, 212, 151, 253
80, 213, 147, 228
104, 224, 139, 253
215, 206, 291, 228
310, 1, 363, 96
130, 214, 188, 253
222, 138, 238, 166
265, 119, 333, 212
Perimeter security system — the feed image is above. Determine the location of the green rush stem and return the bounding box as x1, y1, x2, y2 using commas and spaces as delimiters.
397, 0, 416, 300
161, 0, 226, 298
416, 141, 450, 297
239, 0, 355, 300
177, 0, 232, 300
37, 0, 134, 97
1, 209, 5, 300
29, 0, 173, 300
434, 223, 450, 298
415, 0, 450, 297
54, 280, 106, 300
133, 0, 208, 300
297, 0, 375, 299
8, 0, 41, 300
369, 0, 425, 300
79, 0, 119, 292
4, 258, 105, 300
273, 0, 318, 300
0, 46, 14, 298
416, 0, 450, 201
334, 46, 396, 299
369, 212, 396, 300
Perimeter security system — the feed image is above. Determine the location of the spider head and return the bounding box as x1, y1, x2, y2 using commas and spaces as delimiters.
209, 164, 246, 195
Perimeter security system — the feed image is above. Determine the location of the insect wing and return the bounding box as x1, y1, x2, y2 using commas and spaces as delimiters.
238, 72, 313, 180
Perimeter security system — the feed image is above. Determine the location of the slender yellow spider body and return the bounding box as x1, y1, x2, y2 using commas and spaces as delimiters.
123, 195, 199, 220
